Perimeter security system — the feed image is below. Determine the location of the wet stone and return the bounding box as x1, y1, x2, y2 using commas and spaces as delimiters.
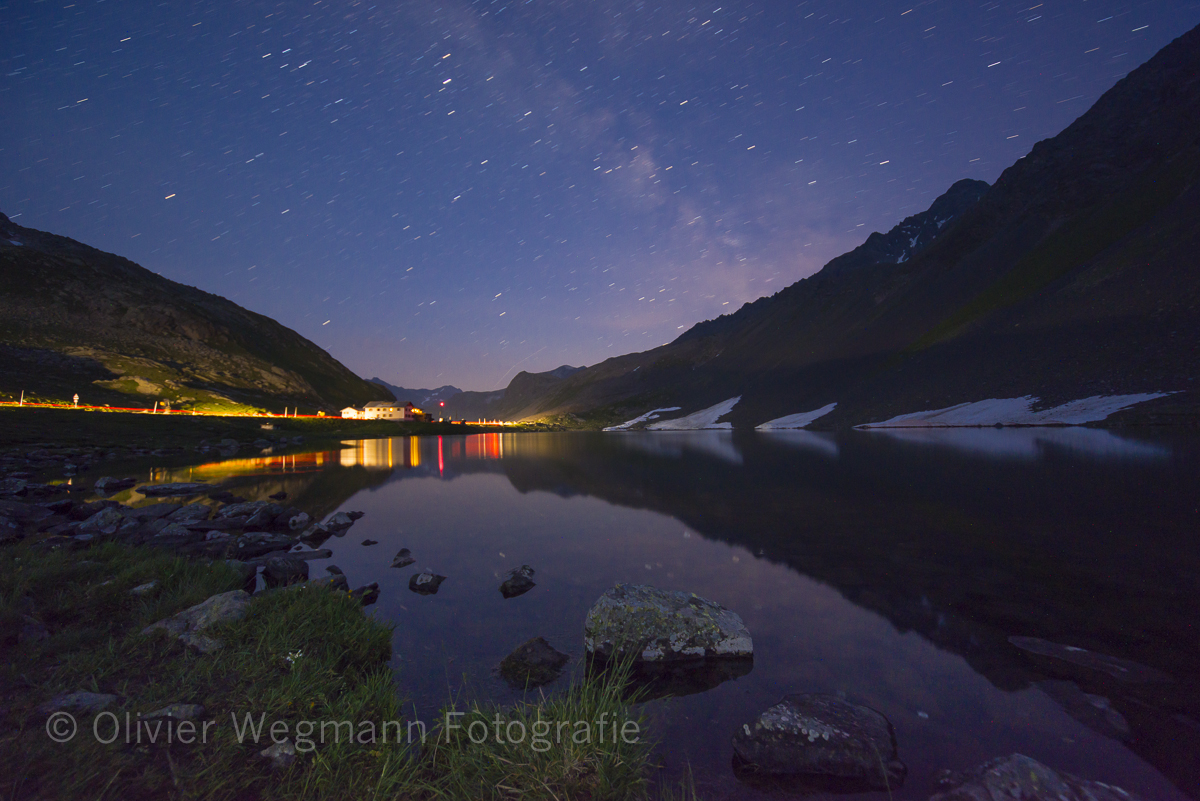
263, 557, 310, 588
409, 569, 446, 595
732, 694, 906, 793
499, 565, 536, 599
931, 753, 1144, 801
584, 583, 753, 662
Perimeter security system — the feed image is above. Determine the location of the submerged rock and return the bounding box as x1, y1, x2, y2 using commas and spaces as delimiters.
409, 569, 446, 595
1037, 680, 1131, 741
620, 657, 754, 701
931, 753, 1144, 801
732, 694, 905, 792
500, 637, 570, 688
499, 565, 536, 599
1009, 636, 1173, 683
139, 483, 214, 497
391, 548, 415, 568
584, 583, 752, 662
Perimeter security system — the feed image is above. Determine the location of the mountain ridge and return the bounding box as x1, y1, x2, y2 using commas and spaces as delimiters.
497, 23, 1200, 429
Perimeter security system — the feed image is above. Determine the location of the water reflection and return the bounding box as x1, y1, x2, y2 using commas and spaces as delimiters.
757, 429, 840, 458
133, 429, 1200, 800
863, 426, 1172, 460
615, 430, 744, 464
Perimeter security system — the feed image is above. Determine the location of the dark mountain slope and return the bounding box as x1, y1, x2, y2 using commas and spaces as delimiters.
368, 380, 462, 409
510, 24, 1200, 428
440, 365, 585, 421
0, 213, 392, 412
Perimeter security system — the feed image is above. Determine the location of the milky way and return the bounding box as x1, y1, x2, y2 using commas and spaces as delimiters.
3, 0, 1198, 388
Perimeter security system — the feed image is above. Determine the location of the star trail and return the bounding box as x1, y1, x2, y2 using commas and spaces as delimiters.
3, 0, 1198, 389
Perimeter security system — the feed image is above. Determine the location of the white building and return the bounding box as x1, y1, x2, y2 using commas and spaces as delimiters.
362, 400, 419, 420
340, 407, 362, 419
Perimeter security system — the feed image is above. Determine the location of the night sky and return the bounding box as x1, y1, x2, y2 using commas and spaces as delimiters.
4, 1, 1198, 390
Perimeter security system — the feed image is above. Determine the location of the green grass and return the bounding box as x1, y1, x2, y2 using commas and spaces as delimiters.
416, 656, 653, 800
0, 543, 668, 800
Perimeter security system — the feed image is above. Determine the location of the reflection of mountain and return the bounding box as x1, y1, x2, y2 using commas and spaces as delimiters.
494, 431, 1200, 797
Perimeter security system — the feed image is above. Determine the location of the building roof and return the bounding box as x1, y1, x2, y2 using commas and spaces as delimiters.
364, 400, 414, 408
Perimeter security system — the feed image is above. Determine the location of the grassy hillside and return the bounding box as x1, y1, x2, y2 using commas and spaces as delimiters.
0, 213, 392, 414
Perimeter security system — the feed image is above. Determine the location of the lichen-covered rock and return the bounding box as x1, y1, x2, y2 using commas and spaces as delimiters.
236, 532, 297, 559
931, 753, 1144, 801
325, 511, 356, 531
260, 739, 296, 770
78, 507, 137, 538
168, 503, 213, 523
391, 548, 415, 568
216, 501, 282, 520
142, 590, 251, 641
584, 584, 752, 662
732, 694, 905, 791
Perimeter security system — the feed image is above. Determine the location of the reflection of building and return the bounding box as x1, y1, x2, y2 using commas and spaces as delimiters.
339, 438, 419, 469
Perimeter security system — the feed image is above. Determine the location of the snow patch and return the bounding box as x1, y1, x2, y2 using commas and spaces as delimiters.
648, 397, 741, 430
7, 239, 21, 246
604, 407, 682, 432
857, 393, 1170, 429
756, 402, 837, 430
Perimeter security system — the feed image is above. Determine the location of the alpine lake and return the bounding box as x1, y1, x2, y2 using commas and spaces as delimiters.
102, 427, 1200, 800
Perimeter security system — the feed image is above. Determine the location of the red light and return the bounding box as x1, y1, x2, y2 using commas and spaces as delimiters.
439, 401, 445, 406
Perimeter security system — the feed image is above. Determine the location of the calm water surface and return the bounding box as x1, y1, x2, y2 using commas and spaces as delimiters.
145, 428, 1200, 800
